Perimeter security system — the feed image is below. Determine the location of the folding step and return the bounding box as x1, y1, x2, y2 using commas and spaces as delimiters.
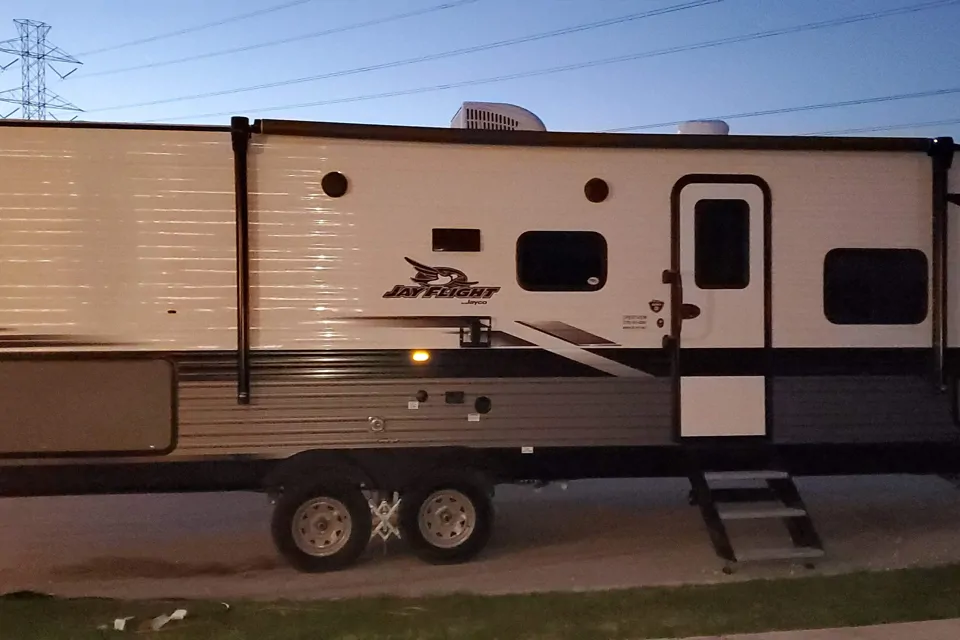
710, 487, 779, 503
704, 470, 790, 482
736, 546, 825, 562
717, 505, 807, 521
685, 450, 825, 571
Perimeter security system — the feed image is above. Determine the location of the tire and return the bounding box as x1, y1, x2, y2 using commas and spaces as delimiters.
270, 480, 372, 573
399, 477, 494, 565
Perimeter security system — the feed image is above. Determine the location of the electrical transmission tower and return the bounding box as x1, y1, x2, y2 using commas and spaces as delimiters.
0, 19, 81, 120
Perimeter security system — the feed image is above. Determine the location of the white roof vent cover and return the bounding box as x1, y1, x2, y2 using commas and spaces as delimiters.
677, 120, 730, 135
450, 102, 547, 131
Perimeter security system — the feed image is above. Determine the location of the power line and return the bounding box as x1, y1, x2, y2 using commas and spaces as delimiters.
149, 0, 960, 124
76, 0, 481, 79
84, 0, 723, 114
75, 0, 317, 57
602, 86, 960, 133
810, 117, 960, 135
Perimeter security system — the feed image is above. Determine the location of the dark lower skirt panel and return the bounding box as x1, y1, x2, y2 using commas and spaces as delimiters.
4, 442, 960, 498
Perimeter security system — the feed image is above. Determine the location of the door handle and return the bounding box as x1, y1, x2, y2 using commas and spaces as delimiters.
680, 303, 701, 320
661, 268, 682, 347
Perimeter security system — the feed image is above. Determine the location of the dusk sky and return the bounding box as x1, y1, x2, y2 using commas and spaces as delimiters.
1, 0, 958, 136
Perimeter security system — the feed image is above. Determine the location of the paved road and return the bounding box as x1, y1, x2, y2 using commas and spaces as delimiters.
2, 475, 960, 600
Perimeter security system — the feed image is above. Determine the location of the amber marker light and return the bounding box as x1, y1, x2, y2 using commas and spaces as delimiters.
411, 350, 431, 363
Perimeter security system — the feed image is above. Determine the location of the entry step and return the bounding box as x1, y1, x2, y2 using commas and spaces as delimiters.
736, 546, 825, 562
687, 452, 824, 569
717, 505, 807, 521
704, 470, 790, 482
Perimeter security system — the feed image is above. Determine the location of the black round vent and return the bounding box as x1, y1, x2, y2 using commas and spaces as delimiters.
584, 177, 609, 203
321, 171, 349, 198
475, 396, 492, 414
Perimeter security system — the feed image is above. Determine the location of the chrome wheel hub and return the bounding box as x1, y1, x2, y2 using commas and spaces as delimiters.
292, 497, 352, 557
417, 489, 476, 548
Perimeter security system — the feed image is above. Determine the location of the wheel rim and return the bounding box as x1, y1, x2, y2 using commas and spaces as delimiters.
417, 489, 476, 549
291, 497, 353, 557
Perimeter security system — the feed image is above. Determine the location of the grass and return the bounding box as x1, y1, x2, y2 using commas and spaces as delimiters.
4, 564, 960, 639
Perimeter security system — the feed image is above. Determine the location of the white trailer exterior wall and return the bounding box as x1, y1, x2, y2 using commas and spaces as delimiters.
0, 121, 955, 462
0, 125, 237, 351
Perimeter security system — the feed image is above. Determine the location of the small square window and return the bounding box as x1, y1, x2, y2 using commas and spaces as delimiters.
823, 248, 928, 325
694, 198, 750, 290
432, 228, 481, 252
517, 231, 607, 292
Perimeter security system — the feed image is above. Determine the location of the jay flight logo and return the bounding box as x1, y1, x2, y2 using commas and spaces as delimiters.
383, 258, 501, 304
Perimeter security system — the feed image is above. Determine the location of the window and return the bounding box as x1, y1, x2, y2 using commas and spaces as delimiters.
433, 228, 481, 252
694, 199, 750, 289
517, 230, 607, 291
823, 248, 928, 325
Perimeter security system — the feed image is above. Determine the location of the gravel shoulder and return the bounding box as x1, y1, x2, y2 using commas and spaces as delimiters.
2, 475, 960, 600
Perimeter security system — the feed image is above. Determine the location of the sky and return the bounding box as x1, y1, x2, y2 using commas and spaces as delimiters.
0, 0, 958, 137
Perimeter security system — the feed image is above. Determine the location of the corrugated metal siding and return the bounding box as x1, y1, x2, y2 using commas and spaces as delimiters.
174, 377, 672, 456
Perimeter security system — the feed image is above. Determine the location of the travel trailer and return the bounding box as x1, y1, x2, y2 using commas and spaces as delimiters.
0, 102, 958, 573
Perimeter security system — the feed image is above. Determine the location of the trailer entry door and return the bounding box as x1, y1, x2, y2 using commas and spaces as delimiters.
670, 175, 771, 439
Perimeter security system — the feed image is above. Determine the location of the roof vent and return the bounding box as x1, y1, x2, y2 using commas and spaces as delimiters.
677, 120, 730, 135
450, 102, 547, 131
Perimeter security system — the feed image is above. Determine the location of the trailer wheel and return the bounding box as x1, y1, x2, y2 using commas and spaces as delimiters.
271, 480, 371, 573
400, 478, 493, 565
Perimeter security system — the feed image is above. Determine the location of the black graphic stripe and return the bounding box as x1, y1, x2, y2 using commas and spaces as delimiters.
516, 321, 619, 346
0, 334, 127, 348
588, 347, 942, 377
583, 348, 671, 376
187, 349, 608, 380
1, 345, 956, 380
337, 315, 472, 328
0, 349, 610, 380
335, 316, 536, 347
485, 331, 537, 347
434, 328, 537, 347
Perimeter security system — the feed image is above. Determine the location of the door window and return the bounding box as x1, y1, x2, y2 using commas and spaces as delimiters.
694, 198, 750, 290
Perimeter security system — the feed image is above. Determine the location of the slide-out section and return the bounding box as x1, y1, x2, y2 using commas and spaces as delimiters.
0, 358, 176, 457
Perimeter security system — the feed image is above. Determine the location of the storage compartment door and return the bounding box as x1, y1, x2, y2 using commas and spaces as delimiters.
0, 358, 176, 457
